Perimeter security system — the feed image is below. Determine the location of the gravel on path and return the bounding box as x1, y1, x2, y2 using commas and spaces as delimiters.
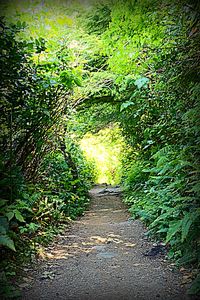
20, 185, 194, 300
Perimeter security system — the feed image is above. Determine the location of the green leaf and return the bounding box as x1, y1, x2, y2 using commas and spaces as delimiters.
28, 222, 40, 232
134, 77, 149, 89
74, 77, 82, 87
120, 101, 134, 112
14, 210, 25, 223
0, 235, 16, 251
166, 219, 182, 243
6, 211, 15, 221
0, 199, 8, 207
5, 211, 15, 221
181, 213, 193, 243
43, 109, 50, 117
149, 209, 173, 228
181, 210, 200, 242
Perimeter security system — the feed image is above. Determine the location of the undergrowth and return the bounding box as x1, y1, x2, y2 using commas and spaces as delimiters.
122, 145, 200, 295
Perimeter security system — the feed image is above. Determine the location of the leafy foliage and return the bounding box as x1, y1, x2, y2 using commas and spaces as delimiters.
0, 0, 200, 296
0, 15, 95, 298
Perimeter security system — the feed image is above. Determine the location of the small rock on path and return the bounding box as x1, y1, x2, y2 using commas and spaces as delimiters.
21, 185, 192, 300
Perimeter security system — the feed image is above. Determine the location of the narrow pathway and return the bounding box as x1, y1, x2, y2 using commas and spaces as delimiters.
21, 185, 191, 300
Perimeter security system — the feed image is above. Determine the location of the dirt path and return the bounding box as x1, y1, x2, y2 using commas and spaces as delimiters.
21, 185, 192, 300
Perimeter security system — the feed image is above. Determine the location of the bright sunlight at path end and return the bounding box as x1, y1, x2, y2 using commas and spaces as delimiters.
21, 185, 192, 300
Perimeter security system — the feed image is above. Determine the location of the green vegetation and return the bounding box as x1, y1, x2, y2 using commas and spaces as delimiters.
0, 0, 200, 297
0, 7, 94, 297
80, 126, 125, 184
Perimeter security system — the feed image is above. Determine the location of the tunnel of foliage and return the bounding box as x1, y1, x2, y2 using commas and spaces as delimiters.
0, 0, 200, 297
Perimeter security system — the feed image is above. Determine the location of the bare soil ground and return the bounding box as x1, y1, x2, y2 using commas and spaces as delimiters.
20, 185, 194, 300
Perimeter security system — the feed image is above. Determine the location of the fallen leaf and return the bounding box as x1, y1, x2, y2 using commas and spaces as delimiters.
181, 275, 193, 284
45, 253, 54, 259
90, 236, 107, 243
23, 268, 30, 272
22, 277, 33, 283
180, 267, 186, 272
125, 242, 136, 247
18, 283, 30, 289
41, 271, 55, 280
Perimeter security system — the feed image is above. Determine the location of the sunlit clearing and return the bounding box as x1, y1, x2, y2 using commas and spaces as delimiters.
79, 126, 125, 185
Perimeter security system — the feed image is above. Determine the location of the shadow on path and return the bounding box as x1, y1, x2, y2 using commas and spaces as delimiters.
21, 185, 192, 300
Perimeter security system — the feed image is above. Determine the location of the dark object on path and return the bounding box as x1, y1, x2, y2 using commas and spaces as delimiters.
143, 244, 167, 258
98, 187, 122, 196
